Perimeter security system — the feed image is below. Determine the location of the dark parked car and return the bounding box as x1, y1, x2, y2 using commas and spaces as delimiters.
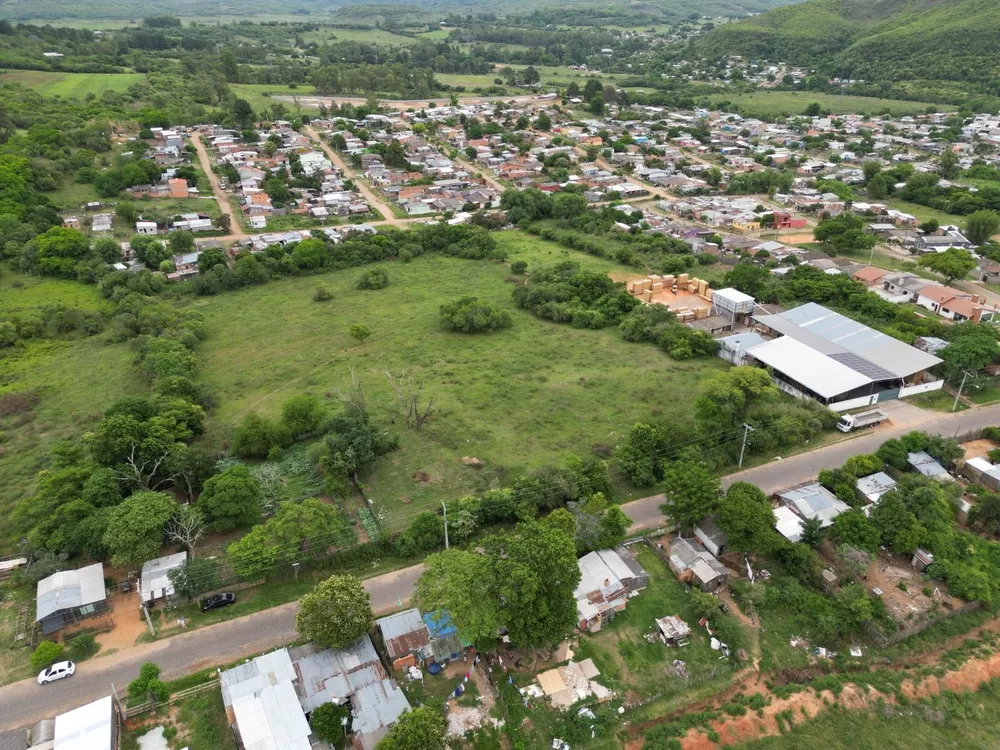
200, 592, 237, 612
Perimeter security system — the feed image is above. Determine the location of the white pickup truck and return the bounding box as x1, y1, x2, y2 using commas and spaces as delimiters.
836, 408, 889, 433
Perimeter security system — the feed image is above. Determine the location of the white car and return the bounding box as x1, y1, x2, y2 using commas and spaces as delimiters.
37, 660, 75, 685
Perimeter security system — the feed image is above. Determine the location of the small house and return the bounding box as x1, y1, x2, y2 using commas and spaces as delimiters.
856, 472, 897, 505
911, 548, 934, 572
422, 610, 465, 665
376, 608, 430, 671
655, 615, 691, 645
773, 505, 805, 543
574, 548, 649, 632
907, 451, 951, 481
777, 482, 850, 529
694, 516, 728, 557
35, 563, 107, 636
135, 221, 158, 236
667, 538, 730, 592
138, 551, 187, 605
963, 456, 1000, 491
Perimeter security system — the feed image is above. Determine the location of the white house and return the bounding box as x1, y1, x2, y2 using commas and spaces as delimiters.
135, 221, 158, 235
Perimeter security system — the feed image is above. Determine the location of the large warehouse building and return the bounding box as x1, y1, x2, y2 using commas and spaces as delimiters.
746, 302, 943, 411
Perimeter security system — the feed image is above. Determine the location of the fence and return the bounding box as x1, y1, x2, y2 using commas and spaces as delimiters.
864, 600, 983, 648
120, 678, 221, 719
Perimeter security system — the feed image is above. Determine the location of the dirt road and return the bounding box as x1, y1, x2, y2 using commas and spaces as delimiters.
190, 132, 246, 240
304, 124, 412, 227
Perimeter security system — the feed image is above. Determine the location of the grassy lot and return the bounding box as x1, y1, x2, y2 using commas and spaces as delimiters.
904, 389, 966, 413
885, 198, 963, 229
577, 546, 744, 701
302, 26, 419, 46
229, 83, 318, 113
705, 91, 940, 119
0, 71, 145, 98
189, 232, 724, 529
0, 266, 145, 544
121, 690, 236, 750
965, 377, 1000, 405
741, 683, 1000, 749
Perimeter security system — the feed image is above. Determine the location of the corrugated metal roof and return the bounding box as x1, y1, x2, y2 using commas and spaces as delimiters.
221, 649, 297, 708
139, 552, 187, 601
856, 472, 897, 501
54, 695, 113, 750
36, 563, 105, 622
231, 679, 311, 750
774, 506, 804, 543
778, 483, 849, 527
908, 451, 949, 478
352, 679, 411, 750
290, 637, 385, 712
761, 302, 941, 378
747, 336, 871, 398
375, 609, 429, 660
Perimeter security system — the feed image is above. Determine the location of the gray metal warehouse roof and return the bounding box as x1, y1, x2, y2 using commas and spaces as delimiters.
754, 302, 941, 378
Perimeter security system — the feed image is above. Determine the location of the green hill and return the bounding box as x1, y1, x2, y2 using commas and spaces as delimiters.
700, 0, 1000, 88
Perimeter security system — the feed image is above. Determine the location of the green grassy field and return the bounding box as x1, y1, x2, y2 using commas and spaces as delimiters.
885, 198, 964, 229
0, 267, 145, 537
189, 231, 723, 529
0, 71, 145, 98
302, 26, 419, 46
705, 91, 940, 118
229, 84, 318, 113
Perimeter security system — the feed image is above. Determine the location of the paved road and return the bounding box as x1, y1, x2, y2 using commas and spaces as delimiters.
622, 400, 1000, 533
0, 565, 423, 730
5, 402, 1000, 727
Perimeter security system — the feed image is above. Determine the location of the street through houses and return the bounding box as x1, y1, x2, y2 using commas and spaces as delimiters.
4, 402, 1000, 728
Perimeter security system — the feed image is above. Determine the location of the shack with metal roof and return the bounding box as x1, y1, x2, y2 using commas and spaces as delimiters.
777, 482, 850, 528
375, 608, 430, 670
35, 563, 107, 636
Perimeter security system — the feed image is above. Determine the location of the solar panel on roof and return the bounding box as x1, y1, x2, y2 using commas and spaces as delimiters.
827, 352, 897, 381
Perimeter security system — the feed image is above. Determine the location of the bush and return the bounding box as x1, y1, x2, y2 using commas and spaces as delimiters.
356, 268, 389, 290
313, 286, 332, 302
69, 633, 99, 660
31, 641, 65, 669
510, 260, 528, 275
439, 296, 513, 333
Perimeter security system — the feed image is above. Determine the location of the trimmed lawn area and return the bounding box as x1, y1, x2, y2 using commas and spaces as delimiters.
904, 389, 966, 412
190, 232, 725, 530
965, 377, 1000, 405
0, 71, 145, 98
705, 91, 939, 118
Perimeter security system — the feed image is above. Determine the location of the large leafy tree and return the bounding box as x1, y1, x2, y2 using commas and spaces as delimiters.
34, 227, 90, 277
416, 549, 502, 649
719, 482, 778, 554
296, 574, 373, 648
919, 247, 976, 285
374, 706, 445, 750
660, 450, 721, 533
102, 491, 177, 567
227, 525, 282, 581
198, 464, 262, 531
966, 210, 1000, 245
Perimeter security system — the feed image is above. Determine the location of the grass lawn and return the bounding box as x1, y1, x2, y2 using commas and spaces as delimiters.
303, 26, 419, 46
0, 266, 145, 544
885, 198, 963, 229
0, 71, 145, 98
578, 546, 743, 701
173, 690, 237, 750
46, 180, 102, 212
704, 91, 939, 118
965, 377, 1000, 405
904, 389, 966, 412
229, 84, 318, 113
189, 232, 724, 530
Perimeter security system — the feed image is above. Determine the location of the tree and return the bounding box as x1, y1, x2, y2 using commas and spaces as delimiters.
416, 549, 503, 649
966, 210, 1000, 245
356, 268, 389, 290
439, 297, 513, 333
296, 574, 373, 648
383, 369, 436, 430
281, 394, 325, 438
660, 451, 721, 532
939, 323, 1000, 375
829, 509, 880, 554
588, 95, 604, 116
399, 512, 445, 554
31, 641, 65, 669
938, 148, 960, 180
198, 464, 261, 531
510, 260, 527, 275
227, 525, 282, 580
723, 262, 770, 299
35, 227, 91, 277
919, 247, 976, 285
617, 422, 667, 487
799, 517, 824, 548
719, 482, 778, 554
128, 662, 168, 705
167, 556, 222, 599
231, 412, 291, 459
166, 504, 205, 554
103, 491, 177, 567
534, 113, 552, 131
374, 706, 446, 750
570, 493, 630, 552
863, 161, 883, 184
198, 247, 228, 274
310, 702, 352, 744
168, 230, 195, 255
349, 323, 371, 344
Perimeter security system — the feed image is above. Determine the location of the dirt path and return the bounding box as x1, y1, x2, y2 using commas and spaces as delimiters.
716, 588, 761, 670
303, 125, 408, 226
190, 132, 247, 240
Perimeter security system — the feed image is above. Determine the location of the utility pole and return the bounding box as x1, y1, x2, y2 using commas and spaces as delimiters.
952, 370, 973, 412
738, 422, 755, 469
868, 241, 877, 267
441, 501, 449, 550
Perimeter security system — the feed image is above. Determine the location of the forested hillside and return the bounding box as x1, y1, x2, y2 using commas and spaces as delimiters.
700, 0, 1000, 93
